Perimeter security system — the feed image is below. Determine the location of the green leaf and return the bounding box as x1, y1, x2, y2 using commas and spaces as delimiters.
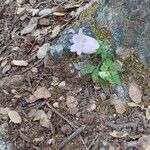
110, 71, 121, 85
80, 64, 95, 75
92, 66, 99, 83
101, 50, 114, 59
98, 71, 111, 81
100, 59, 113, 71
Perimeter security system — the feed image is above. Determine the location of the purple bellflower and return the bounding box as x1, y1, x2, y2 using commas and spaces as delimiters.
70, 29, 99, 55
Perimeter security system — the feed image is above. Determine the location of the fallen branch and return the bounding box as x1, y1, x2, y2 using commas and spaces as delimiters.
87, 133, 99, 150
58, 125, 85, 149
46, 102, 78, 129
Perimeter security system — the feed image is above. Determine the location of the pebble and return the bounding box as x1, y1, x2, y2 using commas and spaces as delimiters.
53, 102, 59, 108
51, 76, 59, 86
58, 81, 66, 88
47, 138, 55, 145
2, 65, 11, 74
38, 18, 50, 26
66, 96, 78, 108
38, 8, 52, 17
86, 103, 97, 112
33, 136, 44, 143
100, 93, 106, 101
61, 124, 72, 135
69, 107, 79, 115
58, 96, 65, 101
31, 67, 38, 73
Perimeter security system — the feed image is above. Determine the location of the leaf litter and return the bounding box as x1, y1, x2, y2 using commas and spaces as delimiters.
0, 0, 150, 149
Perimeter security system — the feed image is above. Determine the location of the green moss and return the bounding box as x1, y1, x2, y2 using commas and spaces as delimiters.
123, 52, 150, 95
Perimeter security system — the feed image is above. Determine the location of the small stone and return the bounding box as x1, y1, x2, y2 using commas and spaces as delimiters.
38, 8, 52, 17
100, 93, 106, 101
66, 96, 78, 108
86, 103, 97, 112
51, 77, 59, 86
69, 107, 79, 115
58, 81, 66, 88
58, 96, 65, 101
53, 102, 59, 108
2, 64, 11, 74
76, 112, 81, 118
11, 89, 16, 94
47, 138, 55, 145
38, 18, 50, 26
31, 67, 38, 73
33, 136, 44, 143
11, 47, 19, 51
61, 124, 72, 135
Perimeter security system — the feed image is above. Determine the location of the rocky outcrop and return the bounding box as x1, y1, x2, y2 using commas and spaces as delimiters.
94, 0, 150, 64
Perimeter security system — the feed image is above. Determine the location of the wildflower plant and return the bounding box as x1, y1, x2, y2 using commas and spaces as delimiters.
70, 29, 122, 85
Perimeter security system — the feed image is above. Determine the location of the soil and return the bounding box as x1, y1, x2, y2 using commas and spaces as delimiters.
0, 1, 150, 150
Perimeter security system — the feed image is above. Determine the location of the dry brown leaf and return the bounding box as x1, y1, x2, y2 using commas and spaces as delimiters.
11, 60, 28, 66
33, 110, 47, 121
0, 107, 10, 115
33, 87, 51, 99
8, 110, 22, 123
33, 110, 51, 128
129, 83, 142, 104
26, 87, 51, 103
110, 130, 129, 138
66, 96, 78, 108
21, 17, 38, 35
111, 94, 126, 114
53, 12, 66, 16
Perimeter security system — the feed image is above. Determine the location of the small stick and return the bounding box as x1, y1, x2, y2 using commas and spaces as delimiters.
105, 122, 138, 130
46, 102, 78, 129
87, 133, 99, 150
0, 39, 13, 55
18, 59, 43, 74
79, 135, 88, 150
58, 125, 85, 149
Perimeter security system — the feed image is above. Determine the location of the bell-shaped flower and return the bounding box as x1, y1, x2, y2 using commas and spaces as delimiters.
70, 29, 99, 55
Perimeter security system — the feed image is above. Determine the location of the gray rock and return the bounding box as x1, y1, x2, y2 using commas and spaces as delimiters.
38, 8, 52, 17
0, 123, 12, 150
2, 65, 11, 74
94, 0, 150, 64
48, 26, 95, 58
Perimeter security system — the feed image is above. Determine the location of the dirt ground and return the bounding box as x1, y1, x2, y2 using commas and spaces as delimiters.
0, 0, 150, 150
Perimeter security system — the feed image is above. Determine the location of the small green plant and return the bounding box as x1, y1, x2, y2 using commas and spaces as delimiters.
81, 41, 122, 85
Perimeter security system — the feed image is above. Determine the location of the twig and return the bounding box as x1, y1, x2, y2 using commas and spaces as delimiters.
105, 122, 138, 130
79, 135, 88, 150
0, 39, 13, 55
18, 59, 43, 74
46, 102, 78, 129
87, 133, 99, 150
7, 10, 26, 42
58, 125, 85, 149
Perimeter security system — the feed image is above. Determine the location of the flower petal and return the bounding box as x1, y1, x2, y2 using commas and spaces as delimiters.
70, 44, 82, 55
82, 35, 99, 54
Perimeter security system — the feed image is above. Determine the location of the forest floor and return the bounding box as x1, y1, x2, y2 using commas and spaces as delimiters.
0, 0, 150, 150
